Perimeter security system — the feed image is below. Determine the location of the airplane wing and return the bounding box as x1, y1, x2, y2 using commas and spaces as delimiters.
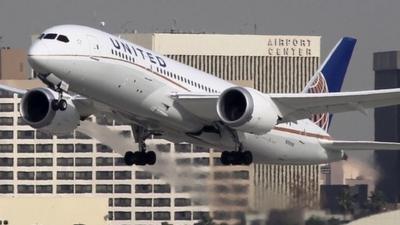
0, 82, 26, 95
269, 88, 400, 122
320, 140, 400, 150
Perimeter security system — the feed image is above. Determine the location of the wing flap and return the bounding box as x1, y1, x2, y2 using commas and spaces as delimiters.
270, 88, 400, 122
171, 93, 219, 121
320, 140, 400, 150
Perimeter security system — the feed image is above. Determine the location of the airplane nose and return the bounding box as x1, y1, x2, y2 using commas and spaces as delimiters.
28, 41, 50, 74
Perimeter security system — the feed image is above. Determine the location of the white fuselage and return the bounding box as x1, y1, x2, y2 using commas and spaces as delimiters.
28, 25, 343, 164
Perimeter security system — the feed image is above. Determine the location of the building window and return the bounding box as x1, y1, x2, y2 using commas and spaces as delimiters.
96, 171, 113, 180
0, 90, 13, 98
115, 171, 131, 180
36, 185, 52, 193
176, 158, 191, 165
0, 103, 14, 112
0, 144, 13, 153
135, 171, 152, 179
57, 157, 73, 167
114, 184, 131, 193
214, 171, 231, 180
135, 212, 152, 220
114, 198, 131, 207
17, 117, 27, 125
153, 198, 171, 207
175, 143, 191, 153
36, 130, 52, 139
75, 185, 92, 193
57, 185, 74, 193
75, 171, 92, 180
193, 157, 210, 166
193, 211, 210, 220
154, 184, 171, 193
36, 185, 53, 194
96, 157, 113, 166
233, 170, 249, 179
193, 145, 209, 152
0, 130, 13, 139
18, 185, 34, 194
155, 144, 170, 152
57, 171, 74, 180
135, 198, 152, 207
114, 157, 125, 166
0, 117, 13, 125
96, 116, 113, 125
17, 158, 34, 167
36, 144, 53, 153
0, 185, 13, 193
175, 198, 191, 207
0, 158, 13, 167
17, 144, 34, 153
97, 144, 112, 153
96, 184, 113, 193
0, 171, 13, 180
57, 144, 74, 153
56, 133, 74, 139
174, 211, 191, 220
75, 131, 91, 139
114, 211, 131, 221
75, 157, 92, 166
214, 211, 231, 220
135, 184, 152, 193
75, 144, 93, 153
36, 171, 52, 180
17, 130, 34, 139
154, 212, 171, 221
17, 171, 34, 180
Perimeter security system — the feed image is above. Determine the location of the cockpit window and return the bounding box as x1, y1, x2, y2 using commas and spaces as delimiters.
57, 35, 69, 43
43, 33, 57, 40
38, 33, 45, 39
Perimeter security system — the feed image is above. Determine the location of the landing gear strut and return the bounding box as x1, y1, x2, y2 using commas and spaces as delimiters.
220, 128, 253, 165
124, 125, 157, 166
36, 73, 69, 111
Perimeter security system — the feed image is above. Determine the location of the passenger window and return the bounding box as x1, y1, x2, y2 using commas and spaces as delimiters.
57, 35, 69, 43
43, 33, 57, 40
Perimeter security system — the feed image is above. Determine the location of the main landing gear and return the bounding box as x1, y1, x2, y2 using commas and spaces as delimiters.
124, 126, 157, 166
220, 129, 253, 166
36, 73, 69, 111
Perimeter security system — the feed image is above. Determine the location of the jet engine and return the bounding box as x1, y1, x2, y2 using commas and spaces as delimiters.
20, 88, 80, 135
216, 87, 279, 135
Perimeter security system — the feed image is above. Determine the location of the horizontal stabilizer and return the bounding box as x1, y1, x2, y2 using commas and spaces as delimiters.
320, 140, 400, 150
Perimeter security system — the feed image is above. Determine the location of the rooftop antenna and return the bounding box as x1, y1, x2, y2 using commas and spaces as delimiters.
170, 19, 177, 33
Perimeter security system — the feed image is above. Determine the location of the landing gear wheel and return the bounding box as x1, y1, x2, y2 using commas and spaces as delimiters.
242, 151, 253, 165
58, 99, 67, 111
146, 151, 156, 165
220, 150, 253, 165
124, 151, 136, 166
51, 99, 59, 111
221, 151, 230, 165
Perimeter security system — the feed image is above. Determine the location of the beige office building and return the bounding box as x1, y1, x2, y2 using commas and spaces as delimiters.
1, 33, 321, 225
0, 48, 28, 80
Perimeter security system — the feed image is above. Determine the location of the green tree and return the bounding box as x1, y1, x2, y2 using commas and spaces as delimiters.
337, 188, 355, 220
305, 216, 325, 225
366, 190, 386, 214
194, 214, 218, 225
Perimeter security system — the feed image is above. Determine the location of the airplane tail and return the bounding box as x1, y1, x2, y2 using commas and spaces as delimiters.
303, 37, 357, 131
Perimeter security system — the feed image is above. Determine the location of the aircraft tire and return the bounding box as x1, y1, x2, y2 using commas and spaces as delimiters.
124, 151, 136, 166
146, 151, 156, 165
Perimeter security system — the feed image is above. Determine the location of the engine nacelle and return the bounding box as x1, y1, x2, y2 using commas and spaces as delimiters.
216, 87, 279, 135
20, 88, 80, 135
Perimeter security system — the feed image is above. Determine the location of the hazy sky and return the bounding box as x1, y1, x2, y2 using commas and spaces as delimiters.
1, 0, 400, 151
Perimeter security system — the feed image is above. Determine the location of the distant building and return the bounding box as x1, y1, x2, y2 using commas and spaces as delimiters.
374, 51, 400, 203
320, 184, 368, 214
0, 48, 28, 80
0, 196, 108, 225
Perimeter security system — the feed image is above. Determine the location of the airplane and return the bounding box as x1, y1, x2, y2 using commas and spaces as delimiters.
2, 24, 400, 166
